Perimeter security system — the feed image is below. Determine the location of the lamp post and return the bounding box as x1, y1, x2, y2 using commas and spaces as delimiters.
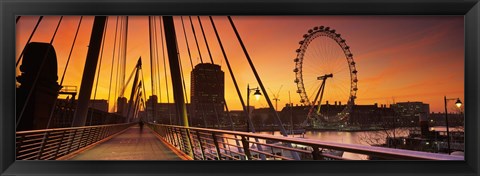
444, 96, 462, 155
246, 84, 261, 132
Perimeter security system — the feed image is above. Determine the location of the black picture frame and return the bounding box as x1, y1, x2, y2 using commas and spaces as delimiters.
1, 0, 479, 175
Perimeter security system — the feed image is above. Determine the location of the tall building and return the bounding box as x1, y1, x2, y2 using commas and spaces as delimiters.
391, 101, 430, 135
88, 99, 109, 112
143, 95, 192, 125
190, 63, 225, 127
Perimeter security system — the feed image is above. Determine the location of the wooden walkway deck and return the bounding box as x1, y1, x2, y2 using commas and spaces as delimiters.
68, 125, 182, 160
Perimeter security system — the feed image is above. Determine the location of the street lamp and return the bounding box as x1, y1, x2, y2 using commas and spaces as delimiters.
444, 96, 462, 155
246, 84, 261, 132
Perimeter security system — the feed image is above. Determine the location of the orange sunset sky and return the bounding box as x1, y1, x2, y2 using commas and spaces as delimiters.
15, 16, 464, 113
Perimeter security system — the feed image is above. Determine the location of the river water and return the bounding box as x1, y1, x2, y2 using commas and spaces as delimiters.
258, 126, 462, 160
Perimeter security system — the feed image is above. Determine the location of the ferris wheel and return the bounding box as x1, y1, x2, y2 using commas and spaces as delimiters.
293, 26, 358, 123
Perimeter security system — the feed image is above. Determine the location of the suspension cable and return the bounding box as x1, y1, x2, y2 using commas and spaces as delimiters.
210, 16, 250, 129
175, 32, 190, 105
189, 16, 203, 64
49, 16, 64, 44
16, 16, 43, 67
227, 16, 299, 160
113, 17, 125, 112
208, 16, 237, 131
45, 16, 83, 128
154, 16, 162, 103
197, 16, 214, 64
60, 16, 83, 85
17, 16, 63, 129
227, 16, 288, 134
181, 16, 194, 70
107, 16, 119, 112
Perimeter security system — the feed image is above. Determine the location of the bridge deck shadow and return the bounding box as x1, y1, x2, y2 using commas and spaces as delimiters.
68, 125, 182, 160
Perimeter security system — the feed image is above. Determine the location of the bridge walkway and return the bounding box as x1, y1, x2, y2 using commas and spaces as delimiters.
68, 125, 183, 160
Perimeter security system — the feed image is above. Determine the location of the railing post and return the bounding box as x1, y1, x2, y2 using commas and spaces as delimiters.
174, 128, 183, 151
311, 146, 323, 160
186, 129, 195, 159
36, 131, 50, 160
211, 132, 222, 160
67, 129, 78, 153
77, 128, 86, 149
170, 127, 177, 146
95, 127, 102, 142
100, 126, 107, 139
160, 126, 168, 142
54, 130, 67, 158
16, 135, 24, 158
241, 136, 252, 160
196, 130, 206, 160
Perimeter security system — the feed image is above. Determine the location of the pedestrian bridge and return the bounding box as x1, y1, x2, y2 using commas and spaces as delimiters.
15, 123, 464, 161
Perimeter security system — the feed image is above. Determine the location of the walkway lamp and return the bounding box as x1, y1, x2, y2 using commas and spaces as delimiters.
444, 96, 462, 155
246, 84, 261, 132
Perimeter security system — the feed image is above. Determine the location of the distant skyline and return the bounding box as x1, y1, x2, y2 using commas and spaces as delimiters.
16, 16, 464, 113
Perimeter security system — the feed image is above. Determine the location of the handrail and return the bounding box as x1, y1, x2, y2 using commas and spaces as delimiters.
16, 123, 131, 134
16, 123, 135, 160
147, 123, 464, 161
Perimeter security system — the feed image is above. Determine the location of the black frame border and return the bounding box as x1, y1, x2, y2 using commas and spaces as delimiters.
1, 0, 479, 176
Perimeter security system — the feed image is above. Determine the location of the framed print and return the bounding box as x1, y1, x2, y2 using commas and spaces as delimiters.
1, 0, 479, 176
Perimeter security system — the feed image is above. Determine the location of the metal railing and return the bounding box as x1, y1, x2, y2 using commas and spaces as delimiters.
147, 123, 464, 161
16, 123, 135, 160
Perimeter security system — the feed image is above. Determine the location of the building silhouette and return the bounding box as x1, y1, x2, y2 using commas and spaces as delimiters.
190, 63, 225, 127
391, 101, 430, 134
144, 95, 192, 125
16, 42, 61, 131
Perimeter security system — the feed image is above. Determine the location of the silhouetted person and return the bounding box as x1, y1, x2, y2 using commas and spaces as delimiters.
139, 120, 144, 131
